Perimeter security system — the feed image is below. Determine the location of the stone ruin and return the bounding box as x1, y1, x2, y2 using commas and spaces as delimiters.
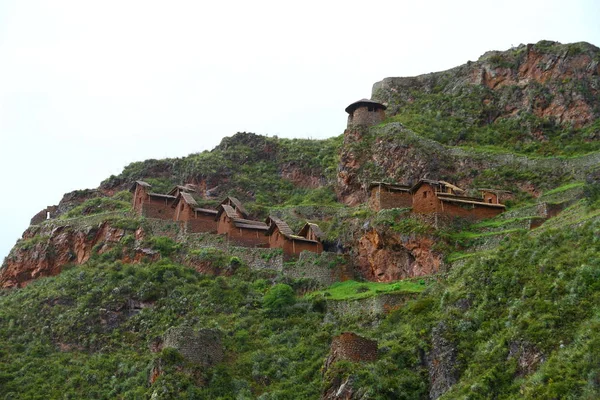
162, 326, 224, 367
324, 332, 378, 372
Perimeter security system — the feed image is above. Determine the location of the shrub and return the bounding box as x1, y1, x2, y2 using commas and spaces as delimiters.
262, 284, 296, 314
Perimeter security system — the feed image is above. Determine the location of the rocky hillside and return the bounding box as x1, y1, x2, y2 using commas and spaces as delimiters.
374, 41, 600, 155
1, 40, 599, 399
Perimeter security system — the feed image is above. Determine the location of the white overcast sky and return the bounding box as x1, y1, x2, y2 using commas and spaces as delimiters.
1, 0, 599, 260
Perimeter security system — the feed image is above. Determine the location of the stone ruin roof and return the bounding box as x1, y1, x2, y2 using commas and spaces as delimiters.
167, 184, 196, 196
194, 207, 218, 215
217, 204, 268, 230
266, 217, 318, 242
221, 196, 249, 218
298, 222, 325, 241
345, 98, 387, 114
129, 180, 151, 192
217, 204, 240, 220
266, 216, 295, 237
179, 192, 198, 207
437, 195, 506, 208
368, 181, 411, 192
148, 193, 176, 200
409, 179, 465, 195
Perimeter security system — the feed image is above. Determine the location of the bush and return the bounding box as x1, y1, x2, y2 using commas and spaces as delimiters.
262, 284, 296, 314
147, 236, 181, 257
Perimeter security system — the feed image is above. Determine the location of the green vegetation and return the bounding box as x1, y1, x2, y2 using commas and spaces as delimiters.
307, 279, 425, 301
262, 283, 296, 314
101, 133, 343, 219
60, 197, 131, 219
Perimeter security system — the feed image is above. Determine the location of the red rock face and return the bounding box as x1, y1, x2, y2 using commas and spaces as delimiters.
0, 222, 156, 289
475, 46, 597, 128
356, 229, 442, 282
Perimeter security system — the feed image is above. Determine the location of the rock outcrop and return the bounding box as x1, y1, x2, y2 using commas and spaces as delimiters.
0, 221, 154, 288
426, 322, 459, 400
374, 41, 600, 129
356, 229, 442, 282
162, 326, 224, 367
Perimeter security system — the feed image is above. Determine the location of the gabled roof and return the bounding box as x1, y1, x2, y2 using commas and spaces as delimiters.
180, 192, 198, 207
216, 204, 240, 220
438, 181, 465, 194
129, 180, 151, 192
368, 182, 411, 192
298, 222, 325, 241
437, 195, 506, 208
194, 208, 218, 215
220, 196, 249, 218
233, 219, 269, 230
266, 216, 295, 237
345, 98, 387, 114
148, 192, 176, 200
409, 179, 465, 195
167, 184, 196, 196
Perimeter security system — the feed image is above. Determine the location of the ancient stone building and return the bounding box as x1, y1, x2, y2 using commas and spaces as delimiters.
266, 217, 323, 258
172, 192, 218, 233
162, 326, 224, 367
216, 204, 269, 247
345, 98, 387, 128
324, 332, 378, 370
410, 179, 505, 220
368, 182, 413, 211
30, 205, 58, 225
130, 181, 176, 219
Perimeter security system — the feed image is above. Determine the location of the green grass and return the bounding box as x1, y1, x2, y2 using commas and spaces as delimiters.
451, 228, 526, 241
541, 182, 585, 196
471, 216, 544, 229
305, 279, 425, 301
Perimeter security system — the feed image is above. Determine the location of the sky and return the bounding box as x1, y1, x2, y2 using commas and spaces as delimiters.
1, 0, 599, 261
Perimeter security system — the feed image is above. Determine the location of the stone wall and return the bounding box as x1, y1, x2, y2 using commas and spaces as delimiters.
324, 293, 416, 323
283, 252, 353, 287
30, 206, 58, 226
162, 326, 224, 367
348, 107, 385, 127
325, 332, 378, 367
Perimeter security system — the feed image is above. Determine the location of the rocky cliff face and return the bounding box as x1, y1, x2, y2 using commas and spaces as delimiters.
374, 41, 600, 130
0, 221, 154, 288
356, 229, 442, 282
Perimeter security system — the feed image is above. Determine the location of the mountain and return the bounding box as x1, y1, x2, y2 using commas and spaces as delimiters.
1, 40, 599, 399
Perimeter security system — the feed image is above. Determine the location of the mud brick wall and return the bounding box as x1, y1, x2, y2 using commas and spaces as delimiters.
163, 327, 224, 367
186, 217, 218, 234
370, 188, 413, 211
142, 200, 175, 219
227, 228, 269, 248
440, 201, 504, 220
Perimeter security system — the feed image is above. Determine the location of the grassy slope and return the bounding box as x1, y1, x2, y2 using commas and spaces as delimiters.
1, 196, 598, 399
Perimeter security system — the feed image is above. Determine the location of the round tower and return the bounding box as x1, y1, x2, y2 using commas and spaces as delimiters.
345, 98, 387, 128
